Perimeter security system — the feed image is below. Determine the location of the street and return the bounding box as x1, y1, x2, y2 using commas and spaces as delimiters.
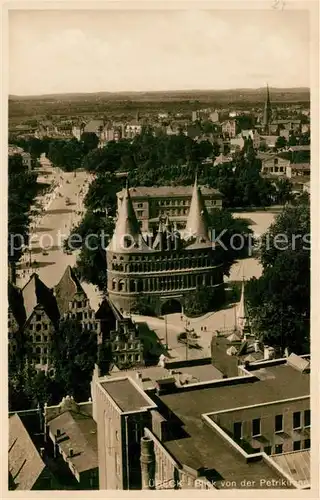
15, 157, 277, 362
16, 155, 93, 291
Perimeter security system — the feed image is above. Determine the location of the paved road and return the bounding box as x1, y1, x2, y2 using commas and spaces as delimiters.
16, 156, 92, 289
15, 156, 277, 362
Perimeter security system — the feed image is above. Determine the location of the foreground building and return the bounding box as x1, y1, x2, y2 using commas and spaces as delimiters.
107, 179, 225, 315
92, 353, 310, 490
8, 266, 100, 371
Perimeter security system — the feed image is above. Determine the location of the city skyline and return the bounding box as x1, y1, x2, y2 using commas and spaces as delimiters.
9, 9, 310, 96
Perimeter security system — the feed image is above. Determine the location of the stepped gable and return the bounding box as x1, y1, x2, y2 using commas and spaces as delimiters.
21, 273, 60, 326
107, 185, 150, 253
54, 265, 87, 316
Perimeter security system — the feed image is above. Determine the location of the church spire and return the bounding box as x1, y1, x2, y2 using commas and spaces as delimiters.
236, 277, 250, 337
262, 83, 272, 134
108, 186, 149, 252
185, 176, 210, 243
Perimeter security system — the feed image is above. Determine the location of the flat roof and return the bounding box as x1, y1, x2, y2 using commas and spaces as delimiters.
106, 360, 223, 391
162, 414, 292, 488
100, 378, 155, 412
157, 362, 309, 487
160, 363, 309, 417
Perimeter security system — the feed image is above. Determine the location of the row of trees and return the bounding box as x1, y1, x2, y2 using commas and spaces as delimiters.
8, 155, 40, 263
246, 195, 310, 354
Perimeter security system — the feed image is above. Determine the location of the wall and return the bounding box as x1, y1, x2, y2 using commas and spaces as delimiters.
213, 397, 310, 454
95, 382, 124, 490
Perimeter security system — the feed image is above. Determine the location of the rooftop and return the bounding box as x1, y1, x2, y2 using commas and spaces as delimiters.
159, 361, 309, 420
270, 450, 310, 487
117, 185, 222, 199
47, 410, 98, 474
100, 377, 156, 413
155, 359, 309, 487
106, 358, 223, 391
9, 414, 46, 490
54, 265, 87, 315
289, 145, 310, 151
20, 273, 60, 325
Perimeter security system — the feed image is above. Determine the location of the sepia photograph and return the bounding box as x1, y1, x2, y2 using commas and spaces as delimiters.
6, 1, 315, 493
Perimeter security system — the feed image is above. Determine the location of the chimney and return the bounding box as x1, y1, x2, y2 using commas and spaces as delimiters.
264, 345, 270, 360
253, 340, 259, 353
40, 447, 45, 458
69, 448, 74, 457
56, 428, 61, 438
136, 371, 142, 380
140, 436, 155, 489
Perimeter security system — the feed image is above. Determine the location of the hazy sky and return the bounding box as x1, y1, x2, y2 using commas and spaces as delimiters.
9, 9, 310, 95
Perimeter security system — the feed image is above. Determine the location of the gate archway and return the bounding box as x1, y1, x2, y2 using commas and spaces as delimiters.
161, 298, 182, 315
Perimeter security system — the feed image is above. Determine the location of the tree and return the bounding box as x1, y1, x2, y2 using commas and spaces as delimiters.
50, 319, 97, 401
80, 131, 99, 152
8, 155, 39, 263
246, 200, 310, 354
65, 210, 114, 291
274, 178, 292, 205
275, 135, 287, 149
209, 209, 253, 277
184, 286, 225, 317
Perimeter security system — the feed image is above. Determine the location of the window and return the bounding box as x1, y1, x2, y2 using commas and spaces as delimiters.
36, 314, 41, 321
275, 444, 283, 454
137, 203, 143, 208
264, 446, 272, 455
77, 301, 82, 308
36, 335, 41, 342
275, 414, 283, 433
293, 411, 301, 430
137, 210, 144, 217
304, 438, 311, 449
252, 418, 261, 437
293, 440, 301, 451
304, 410, 310, 428
43, 323, 48, 330
36, 324, 41, 332
233, 422, 242, 440
43, 335, 48, 342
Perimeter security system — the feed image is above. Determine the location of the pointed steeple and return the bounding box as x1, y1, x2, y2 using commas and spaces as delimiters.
108, 186, 149, 253
185, 176, 210, 244
236, 279, 250, 337
262, 83, 272, 133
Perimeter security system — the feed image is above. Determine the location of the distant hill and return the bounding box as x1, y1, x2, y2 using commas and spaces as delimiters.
9, 87, 310, 102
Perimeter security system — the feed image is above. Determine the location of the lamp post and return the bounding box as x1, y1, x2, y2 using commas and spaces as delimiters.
165, 315, 168, 350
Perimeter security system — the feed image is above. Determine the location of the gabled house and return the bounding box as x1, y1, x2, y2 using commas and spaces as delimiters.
54, 265, 100, 334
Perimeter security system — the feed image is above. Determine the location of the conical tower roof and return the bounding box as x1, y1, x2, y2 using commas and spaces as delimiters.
237, 280, 250, 336
262, 83, 272, 130
185, 176, 210, 245
108, 186, 150, 253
